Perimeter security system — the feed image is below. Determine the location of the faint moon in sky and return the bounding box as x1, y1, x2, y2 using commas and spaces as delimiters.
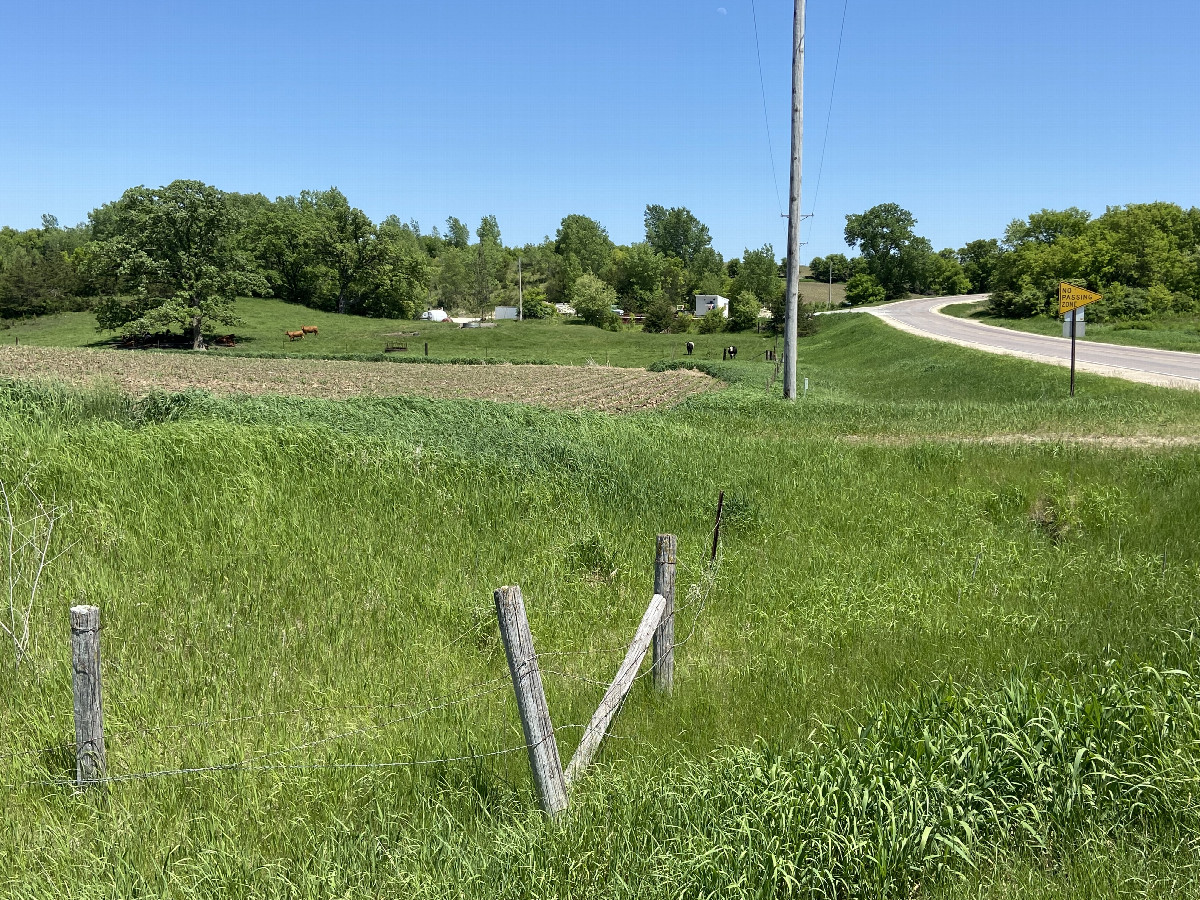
717, 7, 727, 13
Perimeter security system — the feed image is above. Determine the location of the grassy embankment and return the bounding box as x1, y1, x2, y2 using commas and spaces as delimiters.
944, 299, 1200, 354
2, 313, 1200, 897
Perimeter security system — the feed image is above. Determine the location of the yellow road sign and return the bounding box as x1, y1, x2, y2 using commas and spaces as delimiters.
1059, 283, 1101, 316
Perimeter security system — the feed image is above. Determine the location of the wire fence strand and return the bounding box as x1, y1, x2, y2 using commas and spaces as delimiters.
6, 558, 720, 793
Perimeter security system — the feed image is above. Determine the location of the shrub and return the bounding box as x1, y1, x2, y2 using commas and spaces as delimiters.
697, 308, 726, 334
571, 274, 619, 330
726, 291, 760, 332
844, 273, 886, 306
520, 286, 554, 319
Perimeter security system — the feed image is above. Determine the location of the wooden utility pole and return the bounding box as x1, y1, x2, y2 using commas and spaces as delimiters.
651, 534, 677, 693
782, 0, 806, 400
70, 605, 106, 786
493, 586, 568, 816
518, 257, 524, 322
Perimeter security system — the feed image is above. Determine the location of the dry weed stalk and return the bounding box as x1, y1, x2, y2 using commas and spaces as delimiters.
1, 475, 67, 666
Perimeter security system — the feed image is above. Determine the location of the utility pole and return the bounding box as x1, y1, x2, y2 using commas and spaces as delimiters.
517, 257, 524, 321
828, 264, 832, 309
782, 0, 806, 401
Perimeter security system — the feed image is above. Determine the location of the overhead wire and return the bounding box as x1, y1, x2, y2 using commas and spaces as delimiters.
749, 0, 785, 217
807, 0, 850, 217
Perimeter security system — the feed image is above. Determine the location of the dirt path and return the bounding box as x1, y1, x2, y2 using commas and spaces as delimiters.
0, 346, 716, 413
841, 433, 1200, 449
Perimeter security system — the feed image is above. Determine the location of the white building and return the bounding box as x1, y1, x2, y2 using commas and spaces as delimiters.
694, 294, 730, 317
493, 306, 520, 320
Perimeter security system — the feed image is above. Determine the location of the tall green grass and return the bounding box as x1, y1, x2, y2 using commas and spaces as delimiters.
1, 320, 1200, 896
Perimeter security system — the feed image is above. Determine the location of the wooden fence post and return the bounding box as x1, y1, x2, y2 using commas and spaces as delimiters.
494, 586, 568, 816
652, 534, 677, 693
565, 592, 667, 784
70, 605, 106, 786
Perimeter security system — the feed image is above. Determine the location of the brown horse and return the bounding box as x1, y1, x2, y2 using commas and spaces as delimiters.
285, 330, 305, 341
302, 325, 319, 335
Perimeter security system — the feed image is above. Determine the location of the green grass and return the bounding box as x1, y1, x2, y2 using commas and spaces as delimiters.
2, 314, 1200, 897
0, 297, 783, 367
943, 301, 1200, 354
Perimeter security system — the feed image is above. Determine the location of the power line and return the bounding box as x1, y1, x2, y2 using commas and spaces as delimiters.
808, 0, 850, 217
749, 0, 785, 217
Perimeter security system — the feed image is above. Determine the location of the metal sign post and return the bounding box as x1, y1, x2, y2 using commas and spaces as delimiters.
1058, 283, 1102, 398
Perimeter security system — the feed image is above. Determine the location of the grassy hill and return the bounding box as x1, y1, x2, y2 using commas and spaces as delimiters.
2, 314, 1200, 897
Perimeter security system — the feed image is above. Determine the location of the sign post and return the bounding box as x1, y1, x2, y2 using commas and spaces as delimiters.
1058, 283, 1102, 397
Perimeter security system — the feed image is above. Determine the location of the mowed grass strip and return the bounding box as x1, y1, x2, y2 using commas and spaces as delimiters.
0, 344, 716, 411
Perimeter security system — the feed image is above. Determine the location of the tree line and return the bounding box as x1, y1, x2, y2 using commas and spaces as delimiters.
5, 181, 1195, 347
0, 180, 792, 347
809, 201, 1200, 321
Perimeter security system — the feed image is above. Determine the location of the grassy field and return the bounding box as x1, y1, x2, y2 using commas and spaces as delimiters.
2, 313, 1200, 897
0, 297, 784, 367
944, 300, 1200, 354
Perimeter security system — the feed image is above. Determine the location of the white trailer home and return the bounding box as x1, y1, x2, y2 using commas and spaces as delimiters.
694, 295, 730, 317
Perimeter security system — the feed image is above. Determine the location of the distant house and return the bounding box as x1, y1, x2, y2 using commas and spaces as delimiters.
694, 294, 730, 317
493, 306, 519, 320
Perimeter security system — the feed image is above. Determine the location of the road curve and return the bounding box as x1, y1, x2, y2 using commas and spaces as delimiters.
864, 295, 1200, 390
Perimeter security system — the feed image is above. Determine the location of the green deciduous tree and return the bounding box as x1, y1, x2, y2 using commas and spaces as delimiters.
644, 204, 713, 265
808, 252, 857, 283
572, 273, 619, 330
444, 217, 471, 249
611, 242, 666, 308
554, 214, 614, 277
844, 203, 933, 299
361, 217, 432, 319
310, 188, 378, 315
91, 180, 263, 349
248, 195, 324, 307
957, 239, 1002, 294
732, 245, 782, 309
924, 249, 971, 297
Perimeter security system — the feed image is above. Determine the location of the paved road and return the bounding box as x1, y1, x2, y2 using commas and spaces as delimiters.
865, 295, 1200, 389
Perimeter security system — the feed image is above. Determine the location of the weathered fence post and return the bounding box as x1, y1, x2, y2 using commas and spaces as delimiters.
494, 586, 568, 816
70, 605, 106, 786
652, 534, 677, 693
711, 490, 725, 563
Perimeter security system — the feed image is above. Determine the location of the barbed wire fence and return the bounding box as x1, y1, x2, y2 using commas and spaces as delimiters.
3, 512, 724, 815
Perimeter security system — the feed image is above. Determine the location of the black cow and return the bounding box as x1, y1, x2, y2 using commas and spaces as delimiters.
723, 345, 737, 360
686, 341, 695, 356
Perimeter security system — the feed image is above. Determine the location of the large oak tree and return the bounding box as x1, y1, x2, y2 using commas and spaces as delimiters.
92, 180, 263, 349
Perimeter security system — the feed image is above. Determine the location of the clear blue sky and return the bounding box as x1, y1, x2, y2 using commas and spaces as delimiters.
2, 0, 1198, 260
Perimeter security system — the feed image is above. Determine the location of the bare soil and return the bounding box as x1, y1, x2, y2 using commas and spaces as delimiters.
0, 346, 716, 413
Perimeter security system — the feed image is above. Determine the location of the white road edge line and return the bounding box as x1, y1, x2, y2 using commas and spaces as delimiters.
862, 299, 1200, 391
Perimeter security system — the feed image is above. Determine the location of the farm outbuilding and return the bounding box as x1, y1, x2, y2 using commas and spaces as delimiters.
694, 295, 730, 317
493, 306, 520, 320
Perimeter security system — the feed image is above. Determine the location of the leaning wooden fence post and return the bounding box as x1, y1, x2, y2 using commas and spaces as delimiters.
652, 534, 677, 693
70, 605, 106, 786
493, 586, 568, 816
565, 591, 668, 784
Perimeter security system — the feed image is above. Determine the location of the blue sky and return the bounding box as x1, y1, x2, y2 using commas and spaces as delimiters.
2, 0, 1198, 260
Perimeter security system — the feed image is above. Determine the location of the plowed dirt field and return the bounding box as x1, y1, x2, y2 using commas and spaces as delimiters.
0, 346, 716, 412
